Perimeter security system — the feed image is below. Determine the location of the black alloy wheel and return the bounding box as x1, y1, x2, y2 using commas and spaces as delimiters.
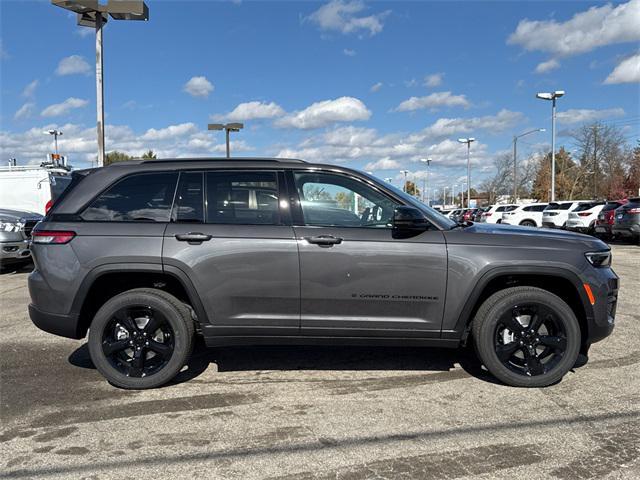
493, 303, 567, 377
102, 306, 174, 378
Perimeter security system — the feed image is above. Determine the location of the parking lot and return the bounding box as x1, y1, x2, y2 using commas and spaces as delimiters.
0, 243, 638, 479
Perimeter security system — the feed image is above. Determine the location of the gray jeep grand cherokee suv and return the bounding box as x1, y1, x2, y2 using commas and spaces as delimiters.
29, 158, 618, 389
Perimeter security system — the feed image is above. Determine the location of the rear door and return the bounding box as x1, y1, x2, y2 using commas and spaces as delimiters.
162, 170, 300, 336
289, 170, 447, 338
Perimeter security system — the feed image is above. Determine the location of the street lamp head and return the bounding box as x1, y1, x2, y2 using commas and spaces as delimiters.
536, 92, 553, 100
554, 90, 565, 98
227, 123, 244, 131
53, 0, 149, 28
539, 128, 546, 132
207, 123, 224, 131
468, 137, 475, 143
457, 138, 467, 143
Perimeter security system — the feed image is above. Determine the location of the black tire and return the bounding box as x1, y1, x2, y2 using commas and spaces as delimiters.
519, 220, 536, 227
88, 288, 194, 389
472, 286, 580, 387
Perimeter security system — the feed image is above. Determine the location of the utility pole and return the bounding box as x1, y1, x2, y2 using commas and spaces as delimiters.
593, 124, 598, 200
95, 12, 105, 167
458, 138, 475, 207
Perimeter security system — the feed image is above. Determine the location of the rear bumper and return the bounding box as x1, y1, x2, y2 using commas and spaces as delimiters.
542, 221, 561, 229
612, 224, 640, 237
29, 303, 83, 339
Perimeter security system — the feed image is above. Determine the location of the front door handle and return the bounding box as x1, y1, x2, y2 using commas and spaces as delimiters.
305, 235, 343, 246
175, 232, 212, 243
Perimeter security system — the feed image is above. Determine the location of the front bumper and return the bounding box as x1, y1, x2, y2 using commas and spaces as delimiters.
585, 268, 618, 345
0, 240, 31, 264
29, 303, 82, 339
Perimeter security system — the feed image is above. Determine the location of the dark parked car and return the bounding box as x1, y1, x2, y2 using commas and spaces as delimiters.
594, 200, 627, 240
612, 198, 640, 244
29, 158, 617, 389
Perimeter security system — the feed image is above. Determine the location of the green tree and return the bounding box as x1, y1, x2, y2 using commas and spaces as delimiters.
104, 151, 132, 166
141, 150, 157, 159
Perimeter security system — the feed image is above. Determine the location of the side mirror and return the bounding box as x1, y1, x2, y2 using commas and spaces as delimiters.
392, 206, 430, 239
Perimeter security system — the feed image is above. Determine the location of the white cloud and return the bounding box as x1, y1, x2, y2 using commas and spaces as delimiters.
0, 122, 254, 167
55, 55, 91, 76
364, 158, 402, 171
141, 123, 198, 141
395, 91, 470, 112
424, 73, 444, 87
275, 96, 371, 129
14, 103, 35, 121
418, 109, 525, 139
370, 82, 383, 93
556, 108, 626, 124
41, 97, 88, 117
215, 101, 286, 122
307, 0, 391, 37
183, 76, 214, 98
22, 80, 39, 98
508, 0, 640, 57
534, 59, 560, 74
604, 53, 640, 84
343, 48, 356, 56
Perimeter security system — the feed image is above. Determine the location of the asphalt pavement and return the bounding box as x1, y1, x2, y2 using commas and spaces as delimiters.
1, 244, 639, 479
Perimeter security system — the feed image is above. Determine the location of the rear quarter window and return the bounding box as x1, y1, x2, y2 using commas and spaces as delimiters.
82, 172, 178, 222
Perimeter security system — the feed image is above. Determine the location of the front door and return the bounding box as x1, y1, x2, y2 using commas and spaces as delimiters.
289, 170, 447, 338
163, 170, 300, 336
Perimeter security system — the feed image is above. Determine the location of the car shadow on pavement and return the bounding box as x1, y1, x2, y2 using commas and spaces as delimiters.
0, 261, 33, 275
68, 339, 502, 387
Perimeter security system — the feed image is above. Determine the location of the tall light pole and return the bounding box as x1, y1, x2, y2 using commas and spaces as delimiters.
536, 90, 565, 201
420, 157, 432, 205
45, 129, 63, 156
400, 170, 410, 193
443, 186, 448, 206
461, 182, 467, 207
208, 123, 244, 158
457, 138, 475, 207
512, 128, 545, 201
452, 184, 458, 206
52, 1, 149, 167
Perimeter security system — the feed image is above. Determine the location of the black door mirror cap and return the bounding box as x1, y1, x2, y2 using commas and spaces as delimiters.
392, 206, 430, 239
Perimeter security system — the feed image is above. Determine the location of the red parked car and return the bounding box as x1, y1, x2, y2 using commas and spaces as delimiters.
594, 199, 628, 240
462, 208, 480, 222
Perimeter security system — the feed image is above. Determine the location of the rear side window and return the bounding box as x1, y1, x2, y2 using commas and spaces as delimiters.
49, 175, 72, 201
205, 171, 280, 225
82, 172, 178, 222
574, 203, 598, 212
602, 202, 621, 212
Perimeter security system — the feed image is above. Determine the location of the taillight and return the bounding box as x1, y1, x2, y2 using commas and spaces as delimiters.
45, 199, 53, 214
577, 212, 591, 217
32, 230, 75, 244
484, 212, 492, 216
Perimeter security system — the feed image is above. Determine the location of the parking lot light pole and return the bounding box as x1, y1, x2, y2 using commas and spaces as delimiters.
458, 138, 475, 207
536, 90, 565, 201
420, 158, 431, 204
45, 129, 63, 156
400, 170, 409, 193
208, 123, 244, 158
512, 128, 545, 202
52, 1, 149, 167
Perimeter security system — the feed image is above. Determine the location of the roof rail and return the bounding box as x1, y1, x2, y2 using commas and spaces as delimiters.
139, 157, 307, 165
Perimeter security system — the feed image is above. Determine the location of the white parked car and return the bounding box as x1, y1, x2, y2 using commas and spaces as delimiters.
566, 202, 605, 234
541, 201, 591, 229
501, 203, 548, 227
480, 204, 519, 224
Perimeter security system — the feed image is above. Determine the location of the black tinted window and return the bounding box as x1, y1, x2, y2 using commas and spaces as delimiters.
534, 204, 548, 212
82, 172, 178, 222
602, 202, 621, 212
173, 172, 204, 223
206, 171, 280, 225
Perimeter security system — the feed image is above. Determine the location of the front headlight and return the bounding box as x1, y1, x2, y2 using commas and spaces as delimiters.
585, 251, 612, 268
0, 221, 24, 232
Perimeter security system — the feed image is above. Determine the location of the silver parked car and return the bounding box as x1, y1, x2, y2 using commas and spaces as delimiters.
0, 208, 42, 269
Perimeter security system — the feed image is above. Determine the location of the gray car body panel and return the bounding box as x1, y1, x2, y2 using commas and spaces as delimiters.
29, 158, 617, 349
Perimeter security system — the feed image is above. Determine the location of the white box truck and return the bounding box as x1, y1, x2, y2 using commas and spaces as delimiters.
0, 164, 73, 215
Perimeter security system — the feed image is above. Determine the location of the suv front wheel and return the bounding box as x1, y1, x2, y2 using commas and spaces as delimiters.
88, 288, 195, 389
472, 286, 580, 387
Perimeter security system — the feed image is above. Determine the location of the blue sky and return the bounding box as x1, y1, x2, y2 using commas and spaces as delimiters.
1, 0, 639, 192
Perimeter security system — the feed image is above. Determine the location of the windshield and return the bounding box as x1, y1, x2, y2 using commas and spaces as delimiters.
362, 172, 457, 229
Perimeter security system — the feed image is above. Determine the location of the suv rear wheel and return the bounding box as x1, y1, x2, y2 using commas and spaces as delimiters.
519, 220, 536, 227
88, 288, 194, 389
472, 286, 580, 387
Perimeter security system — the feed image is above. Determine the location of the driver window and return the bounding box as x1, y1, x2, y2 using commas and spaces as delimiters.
294, 172, 398, 228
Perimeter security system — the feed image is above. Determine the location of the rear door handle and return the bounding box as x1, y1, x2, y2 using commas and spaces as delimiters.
305, 235, 343, 246
175, 232, 212, 243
